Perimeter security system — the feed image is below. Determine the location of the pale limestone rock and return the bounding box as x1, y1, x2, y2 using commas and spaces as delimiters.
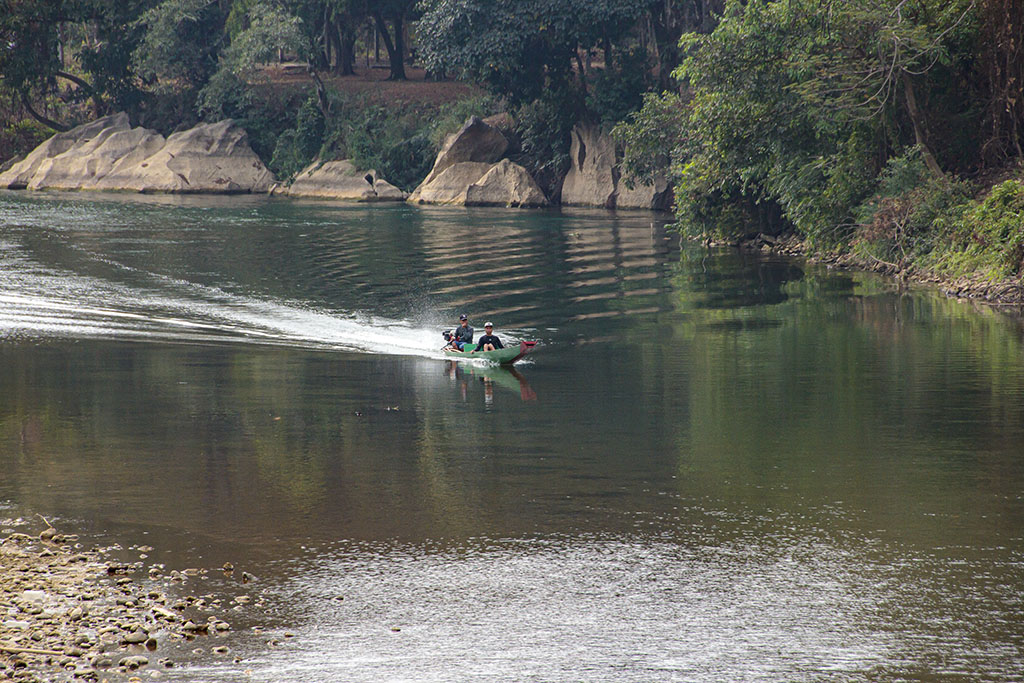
28, 127, 165, 191
282, 160, 405, 201
615, 171, 673, 211
0, 113, 130, 189
417, 116, 508, 189
2, 115, 274, 194
560, 123, 616, 208
465, 159, 548, 207
407, 161, 492, 205
95, 120, 274, 193
561, 123, 673, 210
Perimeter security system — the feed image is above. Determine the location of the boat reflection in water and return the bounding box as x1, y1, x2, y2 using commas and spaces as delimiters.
445, 361, 537, 403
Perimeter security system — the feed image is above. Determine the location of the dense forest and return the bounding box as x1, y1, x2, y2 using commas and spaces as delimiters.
2, 0, 1023, 288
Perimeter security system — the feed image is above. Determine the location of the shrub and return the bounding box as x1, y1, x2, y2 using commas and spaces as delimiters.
511, 92, 577, 198
585, 48, 652, 129
852, 150, 972, 266
924, 179, 1024, 279
0, 120, 50, 165
269, 94, 325, 181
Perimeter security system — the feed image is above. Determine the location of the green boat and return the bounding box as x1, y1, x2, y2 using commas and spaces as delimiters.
443, 340, 537, 364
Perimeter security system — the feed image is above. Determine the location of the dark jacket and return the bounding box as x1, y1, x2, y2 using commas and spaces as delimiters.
454, 324, 474, 343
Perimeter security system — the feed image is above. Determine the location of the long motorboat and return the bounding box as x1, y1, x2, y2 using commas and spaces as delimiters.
443, 340, 537, 364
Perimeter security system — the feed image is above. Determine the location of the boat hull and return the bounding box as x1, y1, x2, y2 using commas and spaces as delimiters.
443, 340, 537, 364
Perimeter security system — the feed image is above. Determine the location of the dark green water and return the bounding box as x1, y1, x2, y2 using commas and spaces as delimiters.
1, 191, 1023, 681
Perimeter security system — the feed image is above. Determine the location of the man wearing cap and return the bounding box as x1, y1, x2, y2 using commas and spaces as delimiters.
451, 314, 474, 351
472, 321, 504, 353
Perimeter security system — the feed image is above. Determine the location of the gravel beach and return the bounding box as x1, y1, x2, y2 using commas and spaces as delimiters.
1, 516, 264, 683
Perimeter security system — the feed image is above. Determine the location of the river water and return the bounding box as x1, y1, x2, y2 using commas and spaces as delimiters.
1, 191, 1023, 681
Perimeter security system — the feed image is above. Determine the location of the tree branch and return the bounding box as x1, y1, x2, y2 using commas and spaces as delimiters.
19, 93, 68, 132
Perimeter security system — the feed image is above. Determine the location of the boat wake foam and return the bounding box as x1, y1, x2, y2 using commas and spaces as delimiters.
0, 267, 445, 358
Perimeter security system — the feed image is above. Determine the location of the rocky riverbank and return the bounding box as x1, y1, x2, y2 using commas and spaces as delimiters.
1, 516, 268, 683
743, 233, 1024, 309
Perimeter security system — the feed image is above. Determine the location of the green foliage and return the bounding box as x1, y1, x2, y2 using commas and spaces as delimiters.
269, 95, 327, 180
613, 91, 686, 188
426, 95, 502, 149
0, 119, 50, 164
216, 4, 308, 75
511, 93, 577, 197
585, 48, 653, 128
417, 0, 648, 106
327, 97, 435, 191
132, 0, 226, 89
924, 179, 1024, 280
645, 0, 983, 244
267, 90, 490, 190
852, 150, 972, 266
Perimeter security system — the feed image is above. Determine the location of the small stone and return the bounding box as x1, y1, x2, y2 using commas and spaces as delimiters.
145, 638, 158, 650
123, 629, 148, 645
91, 655, 114, 669
212, 646, 229, 654
118, 655, 148, 669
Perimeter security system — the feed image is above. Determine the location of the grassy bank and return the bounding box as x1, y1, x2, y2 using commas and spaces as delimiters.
735, 171, 1024, 308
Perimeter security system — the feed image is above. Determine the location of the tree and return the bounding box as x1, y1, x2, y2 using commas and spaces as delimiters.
368, 0, 416, 80
417, 0, 649, 105
0, 0, 146, 130
618, 0, 986, 242
977, 0, 1024, 162
132, 0, 228, 90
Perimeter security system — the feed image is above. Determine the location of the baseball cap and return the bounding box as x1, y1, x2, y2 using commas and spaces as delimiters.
459, 314, 468, 320
484, 321, 493, 327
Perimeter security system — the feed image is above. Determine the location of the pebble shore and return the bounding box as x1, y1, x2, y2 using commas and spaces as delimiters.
1, 517, 264, 683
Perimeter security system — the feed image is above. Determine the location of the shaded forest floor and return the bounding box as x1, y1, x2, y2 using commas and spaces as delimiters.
257, 63, 485, 107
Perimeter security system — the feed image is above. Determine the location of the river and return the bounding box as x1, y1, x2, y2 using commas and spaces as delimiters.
1, 190, 1022, 681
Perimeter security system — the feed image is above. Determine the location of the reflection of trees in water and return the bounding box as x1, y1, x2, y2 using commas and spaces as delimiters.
678, 280, 1024, 547
675, 248, 820, 309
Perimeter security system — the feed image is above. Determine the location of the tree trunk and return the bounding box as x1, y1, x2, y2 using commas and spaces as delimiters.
55, 70, 104, 118
372, 12, 406, 80
574, 48, 588, 94
326, 19, 342, 73
900, 71, 945, 180
339, 22, 356, 76
20, 92, 68, 132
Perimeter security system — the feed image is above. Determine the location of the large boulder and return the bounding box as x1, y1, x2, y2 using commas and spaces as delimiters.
1, 115, 275, 194
560, 124, 617, 208
418, 116, 508, 188
560, 123, 673, 211
95, 120, 274, 193
615, 170, 673, 211
465, 159, 548, 207
28, 127, 166, 191
278, 160, 405, 201
0, 113, 130, 189
408, 162, 493, 205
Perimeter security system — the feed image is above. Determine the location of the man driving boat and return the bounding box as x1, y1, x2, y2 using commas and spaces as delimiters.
448, 314, 473, 351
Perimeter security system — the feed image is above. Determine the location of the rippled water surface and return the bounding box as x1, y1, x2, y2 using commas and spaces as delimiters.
2, 191, 1023, 681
